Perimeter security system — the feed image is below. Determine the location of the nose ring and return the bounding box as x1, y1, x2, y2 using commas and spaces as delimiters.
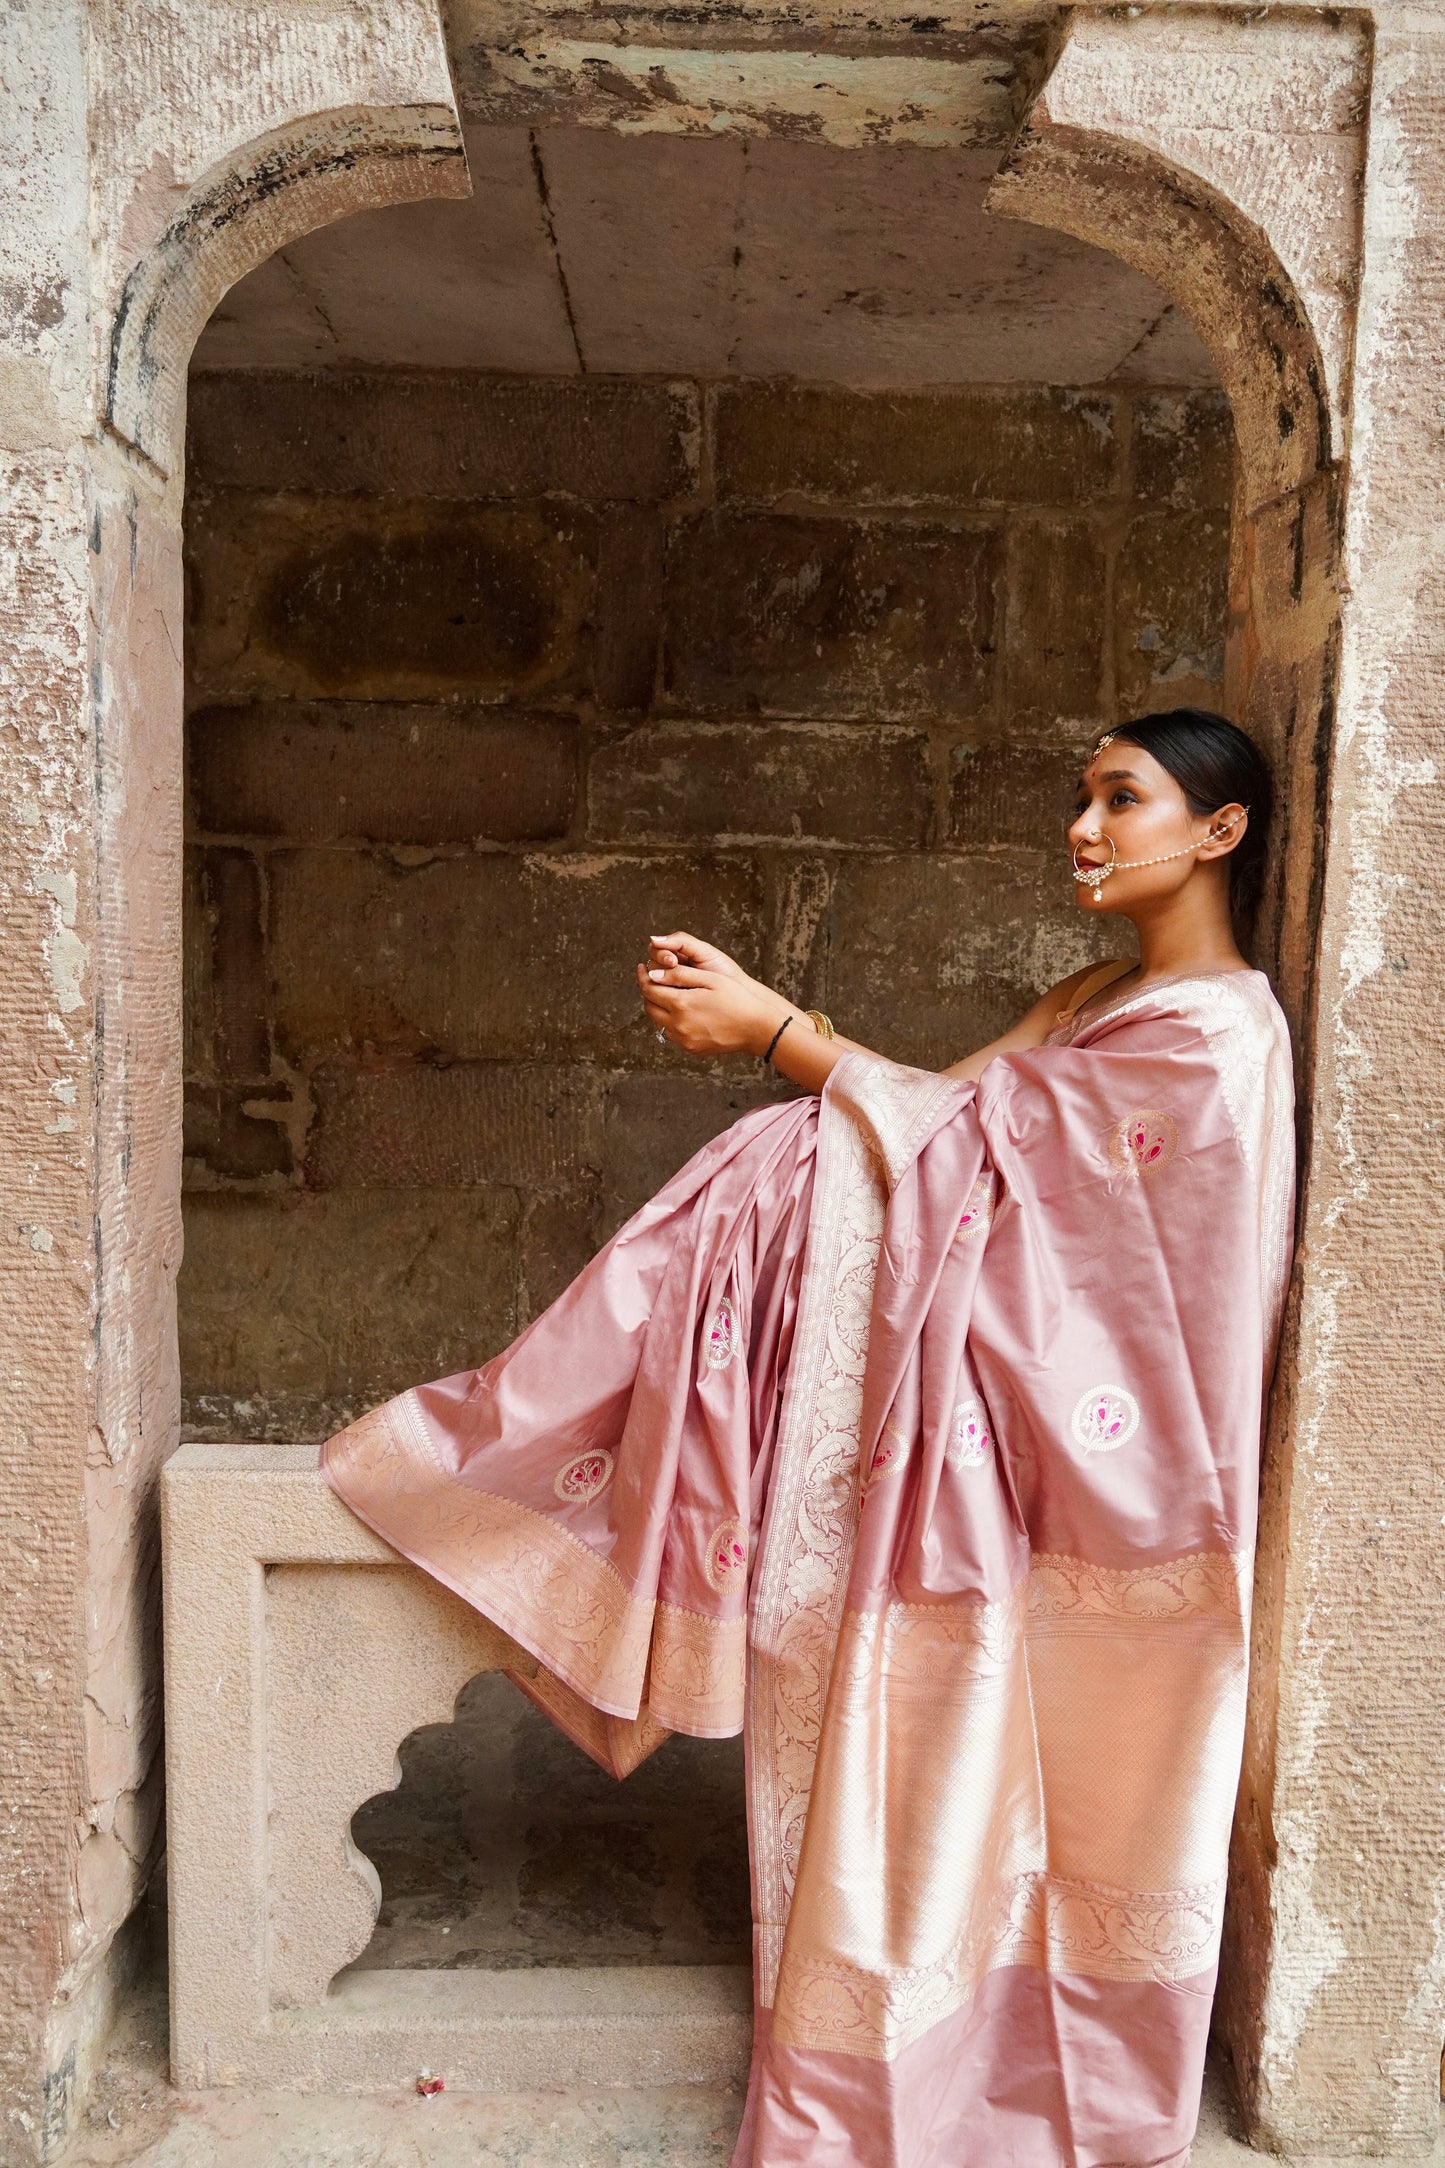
1072, 836, 1118, 893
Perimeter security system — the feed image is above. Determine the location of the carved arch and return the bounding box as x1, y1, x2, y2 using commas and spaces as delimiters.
105, 104, 468, 475
265, 1563, 522, 2011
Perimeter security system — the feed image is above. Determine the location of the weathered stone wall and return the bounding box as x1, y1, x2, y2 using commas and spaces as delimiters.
179, 366, 1231, 1440
0, 6, 469, 2155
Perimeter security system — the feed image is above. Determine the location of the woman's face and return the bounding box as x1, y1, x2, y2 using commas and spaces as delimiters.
1068, 740, 1241, 917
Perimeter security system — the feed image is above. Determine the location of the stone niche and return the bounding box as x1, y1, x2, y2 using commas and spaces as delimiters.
178, 121, 1232, 1983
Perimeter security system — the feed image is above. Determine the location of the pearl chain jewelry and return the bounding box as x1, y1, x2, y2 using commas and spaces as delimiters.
1072, 808, 1246, 896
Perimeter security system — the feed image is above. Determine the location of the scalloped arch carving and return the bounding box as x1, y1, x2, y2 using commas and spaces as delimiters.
105, 103, 467, 477
265, 1560, 528, 2010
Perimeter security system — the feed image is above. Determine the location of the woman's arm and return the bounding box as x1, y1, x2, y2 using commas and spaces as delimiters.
636, 934, 860, 1091
637, 936, 1108, 1092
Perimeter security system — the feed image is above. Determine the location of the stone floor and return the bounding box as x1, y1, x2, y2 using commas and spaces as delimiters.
56, 1966, 1445, 2168
59, 1680, 1443, 2166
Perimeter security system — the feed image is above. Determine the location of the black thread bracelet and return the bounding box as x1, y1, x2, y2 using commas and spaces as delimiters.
762, 1016, 792, 1067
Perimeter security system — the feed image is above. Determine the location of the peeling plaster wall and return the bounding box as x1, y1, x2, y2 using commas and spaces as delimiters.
0, 7, 107, 2155
1222, 10, 1445, 2153
0, 2, 466, 2158
177, 365, 1231, 1442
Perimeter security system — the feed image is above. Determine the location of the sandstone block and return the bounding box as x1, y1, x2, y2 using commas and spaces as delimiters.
201, 846, 269, 1080
600, 1072, 792, 1238
308, 1063, 603, 1191
163, 1446, 751, 2089
183, 846, 215, 1079
187, 493, 595, 704
188, 703, 579, 845
187, 370, 699, 503
766, 856, 836, 1012
664, 512, 999, 719
713, 385, 1121, 507
825, 854, 1113, 1067
1114, 509, 1229, 713
951, 737, 1090, 852
269, 849, 767, 1065
588, 720, 931, 848
183, 1084, 293, 1183
594, 508, 666, 713
518, 1192, 601, 1327
178, 1188, 521, 1442
1132, 392, 1235, 513
1239, 470, 1340, 636
1003, 519, 1107, 721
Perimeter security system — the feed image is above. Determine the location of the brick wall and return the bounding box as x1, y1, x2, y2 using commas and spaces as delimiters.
180, 369, 1231, 1440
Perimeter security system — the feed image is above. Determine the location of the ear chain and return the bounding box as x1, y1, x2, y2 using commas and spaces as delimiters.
1071, 807, 1247, 895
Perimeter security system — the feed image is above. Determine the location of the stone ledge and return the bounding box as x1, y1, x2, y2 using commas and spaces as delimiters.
265, 1967, 753, 2093
162, 1444, 754, 2093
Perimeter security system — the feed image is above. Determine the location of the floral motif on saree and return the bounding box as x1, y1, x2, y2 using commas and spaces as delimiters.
1069, 1384, 1141, 1455
554, 1447, 614, 1502
866, 1418, 911, 1486
1109, 1107, 1179, 1175
705, 1518, 749, 1594
706, 1294, 739, 1369
949, 1397, 992, 1469
954, 1171, 995, 1240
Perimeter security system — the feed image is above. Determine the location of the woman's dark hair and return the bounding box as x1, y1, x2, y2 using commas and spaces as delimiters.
1112, 708, 1274, 928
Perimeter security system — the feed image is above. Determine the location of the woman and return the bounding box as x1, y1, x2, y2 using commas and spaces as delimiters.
323, 707, 1294, 2167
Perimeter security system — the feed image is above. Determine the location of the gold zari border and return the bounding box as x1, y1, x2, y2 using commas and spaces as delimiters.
649, 1602, 747, 1735
324, 1395, 750, 1739
325, 1394, 654, 1716
773, 1868, 1228, 2061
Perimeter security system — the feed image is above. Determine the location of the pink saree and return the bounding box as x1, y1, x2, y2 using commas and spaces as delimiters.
323, 968, 1295, 2168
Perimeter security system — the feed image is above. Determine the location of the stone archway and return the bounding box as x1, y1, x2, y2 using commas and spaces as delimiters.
168, 10, 1352, 2144
105, 108, 467, 476
10, 6, 1445, 2162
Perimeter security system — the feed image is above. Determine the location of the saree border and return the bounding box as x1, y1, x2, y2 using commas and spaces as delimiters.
770, 1551, 1246, 2060
771, 1865, 1229, 2061
649, 1602, 748, 1736
747, 1058, 963, 2007
322, 1392, 655, 1719
511, 1664, 673, 1779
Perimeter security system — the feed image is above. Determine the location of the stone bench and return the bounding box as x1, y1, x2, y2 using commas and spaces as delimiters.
161, 1443, 752, 2091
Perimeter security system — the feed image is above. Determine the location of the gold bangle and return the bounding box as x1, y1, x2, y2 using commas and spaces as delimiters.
805, 1009, 835, 1041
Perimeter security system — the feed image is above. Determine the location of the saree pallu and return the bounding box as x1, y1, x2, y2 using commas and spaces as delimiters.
323, 969, 1295, 2168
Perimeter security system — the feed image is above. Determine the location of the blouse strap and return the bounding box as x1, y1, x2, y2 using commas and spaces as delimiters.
1057, 957, 1136, 1024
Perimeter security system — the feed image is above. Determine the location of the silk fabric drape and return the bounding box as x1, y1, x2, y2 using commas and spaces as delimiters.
323, 970, 1293, 2167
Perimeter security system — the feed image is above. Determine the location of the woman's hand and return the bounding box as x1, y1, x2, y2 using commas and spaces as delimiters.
644, 931, 749, 985
637, 931, 790, 1057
